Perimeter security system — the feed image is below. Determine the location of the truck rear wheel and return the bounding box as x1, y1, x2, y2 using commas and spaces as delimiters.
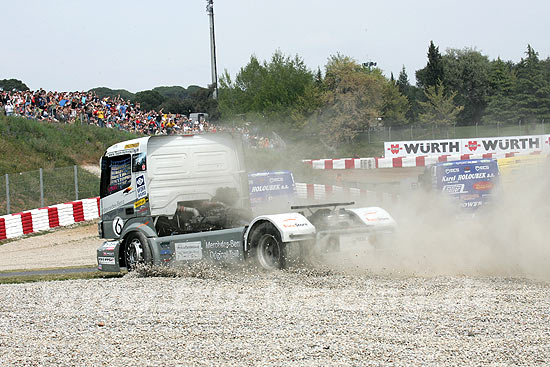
124, 232, 152, 271
250, 223, 286, 271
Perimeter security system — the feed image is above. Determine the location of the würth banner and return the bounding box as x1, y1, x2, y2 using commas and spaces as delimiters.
384, 135, 550, 158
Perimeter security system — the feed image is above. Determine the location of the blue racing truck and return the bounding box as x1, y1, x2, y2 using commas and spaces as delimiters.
419, 158, 500, 209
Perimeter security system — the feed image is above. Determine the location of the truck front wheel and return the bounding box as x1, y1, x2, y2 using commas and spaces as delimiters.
124, 232, 152, 271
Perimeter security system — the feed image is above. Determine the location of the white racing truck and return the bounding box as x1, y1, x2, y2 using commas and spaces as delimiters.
96, 134, 395, 272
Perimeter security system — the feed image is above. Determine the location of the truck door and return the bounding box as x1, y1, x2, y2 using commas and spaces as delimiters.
100, 154, 138, 238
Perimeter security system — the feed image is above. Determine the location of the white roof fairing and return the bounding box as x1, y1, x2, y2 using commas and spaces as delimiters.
145, 134, 248, 216
104, 137, 150, 157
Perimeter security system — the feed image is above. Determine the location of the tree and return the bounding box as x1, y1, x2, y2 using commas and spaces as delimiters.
416, 41, 444, 89
513, 45, 550, 123
158, 98, 192, 115
441, 48, 491, 124
315, 54, 387, 146
134, 90, 166, 112
381, 82, 409, 126
152, 86, 192, 100
314, 67, 323, 88
396, 65, 424, 122
188, 86, 220, 120
218, 50, 317, 127
89, 87, 135, 101
396, 65, 410, 96
482, 57, 517, 124
0, 79, 29, 91
153, 85, 219, 118
418, 81, 464, 126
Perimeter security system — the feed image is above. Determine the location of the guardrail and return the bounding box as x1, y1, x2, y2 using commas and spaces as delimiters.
303, 151, 545, 170
0, 197, 100, 240
0, 181, 398, 241
295, 182, 397, 203
1, 165, 99, 216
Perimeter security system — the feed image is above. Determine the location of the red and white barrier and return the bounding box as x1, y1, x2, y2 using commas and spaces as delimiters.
303, 158, 376, 170
0, 197, 100, 241
295, 183, 397, 203
304, 151, 544, 170
0, 187, 397, 241
303, 158, 366, 170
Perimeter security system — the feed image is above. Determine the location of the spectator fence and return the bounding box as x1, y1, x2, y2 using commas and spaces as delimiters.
358, 120, 548, 144
0, 166, 99, 216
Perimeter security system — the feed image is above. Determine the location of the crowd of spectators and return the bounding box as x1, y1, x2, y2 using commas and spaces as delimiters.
0, 89, 215, 135
0, 88, 282, 149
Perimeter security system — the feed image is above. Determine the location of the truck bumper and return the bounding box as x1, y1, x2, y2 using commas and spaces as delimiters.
97, 240, 122, 272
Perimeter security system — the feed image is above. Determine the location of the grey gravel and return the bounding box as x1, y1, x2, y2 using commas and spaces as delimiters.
0, 267, 548, 366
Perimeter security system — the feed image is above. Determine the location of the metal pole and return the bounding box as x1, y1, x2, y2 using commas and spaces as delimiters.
206, 0, 218, 100
497, 122, 500, 136
74, 165, 79, 201
5, 174, 10, 214
388, 126, 391, 141
39, 168, 44, 208
410, 125, 413, 139
475, 122, 478, 137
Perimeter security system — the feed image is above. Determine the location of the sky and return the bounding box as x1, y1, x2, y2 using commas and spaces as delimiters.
2, 0, 549, 92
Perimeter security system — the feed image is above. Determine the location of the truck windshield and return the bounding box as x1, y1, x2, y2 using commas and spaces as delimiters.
100, 154, 132, 198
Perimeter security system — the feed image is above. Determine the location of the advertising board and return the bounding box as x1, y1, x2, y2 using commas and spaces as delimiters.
384, 135, 544, 158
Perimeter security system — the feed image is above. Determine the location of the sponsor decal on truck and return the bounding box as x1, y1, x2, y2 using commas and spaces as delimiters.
432, 159, 499, 209
248, 171, 295, 209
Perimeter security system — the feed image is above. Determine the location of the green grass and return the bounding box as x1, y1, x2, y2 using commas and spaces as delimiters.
0, 115, 137, 214
0, 166, 100, 214
0, 115, 138, 174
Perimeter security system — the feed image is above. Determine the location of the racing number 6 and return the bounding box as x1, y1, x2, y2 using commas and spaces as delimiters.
113, 217, 124, 236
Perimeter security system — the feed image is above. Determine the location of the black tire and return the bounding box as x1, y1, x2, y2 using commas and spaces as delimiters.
249, 223, 287, 271
124, 231, 152, 271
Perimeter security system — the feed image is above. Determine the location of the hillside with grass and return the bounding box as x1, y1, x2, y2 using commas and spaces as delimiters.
0, 115, 138, 174
0, 116, 138, 214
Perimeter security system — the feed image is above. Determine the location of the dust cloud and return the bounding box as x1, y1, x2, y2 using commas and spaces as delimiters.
321, 164, 550, 281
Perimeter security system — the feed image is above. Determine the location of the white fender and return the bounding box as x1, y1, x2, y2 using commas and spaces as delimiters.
346, 207, 396, 231
245, 212, 316, 249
